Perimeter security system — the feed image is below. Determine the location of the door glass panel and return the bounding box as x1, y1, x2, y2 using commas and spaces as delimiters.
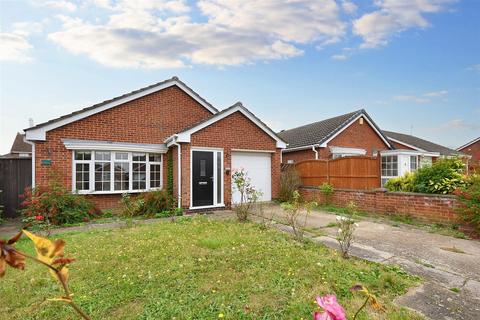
200, 160, 206, 177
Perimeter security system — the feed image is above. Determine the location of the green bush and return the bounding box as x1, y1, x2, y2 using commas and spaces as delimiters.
279, 166, 302, 202
120, 190, 176, 217
412, 157, 467, 194
20, 182, 100, 225
318, 182, 334, 204
385, 172, 415, 192
455, 174, 480, 232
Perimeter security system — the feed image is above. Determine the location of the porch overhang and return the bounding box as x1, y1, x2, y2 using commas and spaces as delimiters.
62, 139, 168, 153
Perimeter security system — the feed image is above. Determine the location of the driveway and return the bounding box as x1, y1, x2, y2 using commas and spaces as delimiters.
258, 204, 480, 320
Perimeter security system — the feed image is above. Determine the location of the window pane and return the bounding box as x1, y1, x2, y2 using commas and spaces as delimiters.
95, 151, 111, 161
75, 151, 91, 161
150, 164, 161, 188
133, 153, 146, 161
200, 160, 206, 177
114, 162, 129, 190
75, 163, 90, 190
95, 162, 111, 191
149, 153, 161, 162
132, 162, 146, 190
115, 152, 128, 160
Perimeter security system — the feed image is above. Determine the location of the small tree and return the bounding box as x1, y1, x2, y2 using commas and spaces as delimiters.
279, 166, 302, 202
232, 169, 262, 222
318, 182, 334, 205
281, 190, 317, 240
336, 201, 359, 258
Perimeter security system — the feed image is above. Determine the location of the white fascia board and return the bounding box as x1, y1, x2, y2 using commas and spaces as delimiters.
386, 137, 426, 152
330, 146, 366, 155
457, 137, 480, 151
62, 139, 168, 153
25, 80, 217, 141
380, 149, 439, 157
176, 105, 287, 148
282, 144, 320, 153
320, 114, 392, 149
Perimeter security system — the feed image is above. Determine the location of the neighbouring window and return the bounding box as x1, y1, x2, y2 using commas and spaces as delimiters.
73, 151, 162, 193
381, 155, 398, 187
410, 155, 418, 172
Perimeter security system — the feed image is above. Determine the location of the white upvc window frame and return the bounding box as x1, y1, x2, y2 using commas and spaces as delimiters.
72, 150, 163, 194
189, 147, 224, 210
381, 155, 399, 187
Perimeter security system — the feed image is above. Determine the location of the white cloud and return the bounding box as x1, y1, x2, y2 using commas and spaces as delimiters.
341, 0, 358, 14
36, 0, 77, 12
467, 64, 480, 73
434, 119, 480, 131
48, 0, 346, 68
0, 32, 33, 63
331, 54, 347, 60
353, 0, 456, 48
394, 90, 448, 103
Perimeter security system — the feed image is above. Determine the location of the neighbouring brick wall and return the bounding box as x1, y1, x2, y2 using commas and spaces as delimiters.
459, 140, 480, 162
34, 86, 213, 209
282, 148, 316, 163
300, 187, 459, 223
187, 111, 280, 208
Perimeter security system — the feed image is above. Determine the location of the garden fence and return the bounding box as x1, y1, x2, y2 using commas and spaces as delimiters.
0, 157, 32, 218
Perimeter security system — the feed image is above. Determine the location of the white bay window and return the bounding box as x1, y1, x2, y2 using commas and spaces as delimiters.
73, 150, 163, 193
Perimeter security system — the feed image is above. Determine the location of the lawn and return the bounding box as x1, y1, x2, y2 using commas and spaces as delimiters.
1, 217, 421, 319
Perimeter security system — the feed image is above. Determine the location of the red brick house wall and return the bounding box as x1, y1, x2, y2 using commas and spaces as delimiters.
34, 86, 213, 209
184, 111, 280, 208
282, 117, 390, 163
459, 140, 480, 162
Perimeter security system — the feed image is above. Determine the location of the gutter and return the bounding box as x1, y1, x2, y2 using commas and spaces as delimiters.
312, 145, 319, 160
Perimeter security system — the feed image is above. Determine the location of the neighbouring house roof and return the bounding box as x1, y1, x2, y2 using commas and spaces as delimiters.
24, 77, 218, 141
383, 130, 463, 157
457, 137, 480, 151
277, 109, 392, 150
166, 102, 287, 149
1, 133, 32, 158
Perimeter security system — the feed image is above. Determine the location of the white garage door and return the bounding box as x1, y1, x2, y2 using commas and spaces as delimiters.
231, 152, 271, 204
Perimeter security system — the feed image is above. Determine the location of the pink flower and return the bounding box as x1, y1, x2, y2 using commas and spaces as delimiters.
313, 295, 346, 320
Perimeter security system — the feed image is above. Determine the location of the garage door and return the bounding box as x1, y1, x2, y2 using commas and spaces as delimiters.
231, 152, 271, 203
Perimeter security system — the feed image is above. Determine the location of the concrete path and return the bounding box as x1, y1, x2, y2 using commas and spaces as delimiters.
257, 204, 480, 320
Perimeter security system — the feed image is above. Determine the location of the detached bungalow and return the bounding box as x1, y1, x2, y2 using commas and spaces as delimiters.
278, 109, 462, 186
457, 137, 480, 163
24, 77, 286, 210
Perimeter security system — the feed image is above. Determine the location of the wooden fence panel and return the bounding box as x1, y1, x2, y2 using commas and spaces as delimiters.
295, 156, 380, 190
0, 158, 32, 218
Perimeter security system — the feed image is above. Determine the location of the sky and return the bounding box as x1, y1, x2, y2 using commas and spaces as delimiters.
0, 0, 479, 154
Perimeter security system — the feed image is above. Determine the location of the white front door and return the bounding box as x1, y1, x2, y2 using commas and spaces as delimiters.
231, 151, 271, 203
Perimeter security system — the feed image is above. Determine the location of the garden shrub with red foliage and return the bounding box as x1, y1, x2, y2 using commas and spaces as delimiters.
21, 182, 100, 226
454, 174, 480, 233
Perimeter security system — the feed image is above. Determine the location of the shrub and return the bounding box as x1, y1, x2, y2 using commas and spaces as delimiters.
319, 182, 334, 204
20, 182, 99, 226
384, 172, 415, 192
412, 157, 468, 194
279, 166, 302, 202
281, 190, 317, 240
120, 190, 175, 217
336, 201, 359, 258
455, 174, 480, 232
232, 169, 262, 222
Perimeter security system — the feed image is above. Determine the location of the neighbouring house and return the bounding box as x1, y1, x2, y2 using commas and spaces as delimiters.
457, 137, 480, 169
1, 132, 32, 158
278, 109, 463, 186
24, 77, 286, 211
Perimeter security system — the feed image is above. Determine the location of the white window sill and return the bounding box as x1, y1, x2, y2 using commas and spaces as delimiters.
74, 187, 163, 195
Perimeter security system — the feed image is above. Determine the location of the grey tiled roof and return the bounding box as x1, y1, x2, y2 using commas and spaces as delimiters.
24, 77, 218, 132
11, 133, 31, 153
383, 130, 463, 156
277, 109, 390, 150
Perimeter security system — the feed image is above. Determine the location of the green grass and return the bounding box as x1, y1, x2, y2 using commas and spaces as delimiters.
1, 218, 421, 319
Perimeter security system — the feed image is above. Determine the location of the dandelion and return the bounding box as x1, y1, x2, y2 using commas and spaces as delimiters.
218, 313, 224, 318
